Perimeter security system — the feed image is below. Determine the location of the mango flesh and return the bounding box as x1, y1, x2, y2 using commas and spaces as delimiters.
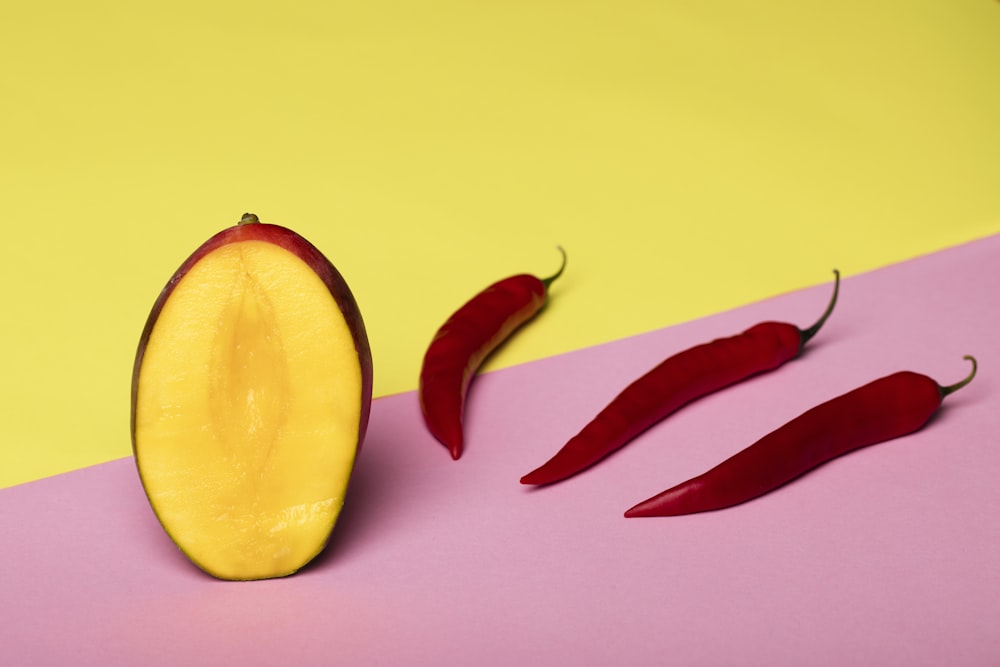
131, 220, 371, 580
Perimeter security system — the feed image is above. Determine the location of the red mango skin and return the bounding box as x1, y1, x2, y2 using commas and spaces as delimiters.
130, 217, 374, 459
625, 368, 965, 518
419, 274, 548, 459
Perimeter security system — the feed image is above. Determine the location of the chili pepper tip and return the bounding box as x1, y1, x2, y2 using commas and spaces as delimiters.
623, 502, 660, 519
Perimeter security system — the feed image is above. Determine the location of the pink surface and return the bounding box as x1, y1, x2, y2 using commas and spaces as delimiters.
3, 235, 999, 666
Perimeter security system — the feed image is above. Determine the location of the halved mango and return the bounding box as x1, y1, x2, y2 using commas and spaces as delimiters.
131, 215, 372, 580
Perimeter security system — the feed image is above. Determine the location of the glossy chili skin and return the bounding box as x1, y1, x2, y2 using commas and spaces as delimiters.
420, 250, 565, 459
520, 271, 840, 486
625, 357, 977, 518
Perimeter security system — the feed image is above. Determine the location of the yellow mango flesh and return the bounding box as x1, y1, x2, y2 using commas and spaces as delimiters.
134, 239, 362, 580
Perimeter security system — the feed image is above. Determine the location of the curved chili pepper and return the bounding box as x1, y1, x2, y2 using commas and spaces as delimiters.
420, 248, 567, 460
520, 271, 840, 486
625, 356, 978, 517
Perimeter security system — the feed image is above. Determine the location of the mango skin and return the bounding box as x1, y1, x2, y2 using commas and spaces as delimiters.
130, 219, 373, 578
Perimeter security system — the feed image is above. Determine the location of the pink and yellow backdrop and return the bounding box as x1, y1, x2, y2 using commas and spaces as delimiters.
2, 1, 998, 664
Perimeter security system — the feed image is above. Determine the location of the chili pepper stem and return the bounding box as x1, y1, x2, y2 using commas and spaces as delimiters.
940, 355, 978, 397
798, 269, 840, 347
540, 246, 567, 290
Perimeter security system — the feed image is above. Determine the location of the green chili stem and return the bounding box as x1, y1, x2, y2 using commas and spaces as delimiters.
541, 246, 567, 290
799, 269, 840, 346
940, 355, 978, 397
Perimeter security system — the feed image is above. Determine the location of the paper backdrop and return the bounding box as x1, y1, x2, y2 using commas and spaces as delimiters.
1, 1, 999, 664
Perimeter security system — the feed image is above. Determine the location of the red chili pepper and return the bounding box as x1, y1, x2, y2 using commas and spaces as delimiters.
625, 356, 978, 517
420, 248, 567, 460
520, 271, 840, 486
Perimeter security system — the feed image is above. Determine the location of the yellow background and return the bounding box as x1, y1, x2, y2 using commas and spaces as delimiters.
2, 0, 999, 488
